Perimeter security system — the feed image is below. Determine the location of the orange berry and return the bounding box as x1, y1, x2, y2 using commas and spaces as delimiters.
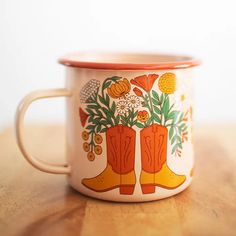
83, 142, 90, 152
94, 145, 102, 155
94, 134, 103, 144
87, 152, 95, 161
82, 131, 89, 141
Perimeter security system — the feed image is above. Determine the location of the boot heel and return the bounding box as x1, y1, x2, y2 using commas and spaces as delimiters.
141, 184, 155, 194
120, 185, 135, 195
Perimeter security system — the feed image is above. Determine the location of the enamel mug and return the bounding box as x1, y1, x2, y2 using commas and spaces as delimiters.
15, 53, 200, 202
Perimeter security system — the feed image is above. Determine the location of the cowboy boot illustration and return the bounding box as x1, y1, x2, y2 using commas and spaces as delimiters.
82, 125, 136, 195
140, 124, 186, 194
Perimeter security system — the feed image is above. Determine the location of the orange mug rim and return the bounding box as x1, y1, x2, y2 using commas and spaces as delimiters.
58, 52, 200, 70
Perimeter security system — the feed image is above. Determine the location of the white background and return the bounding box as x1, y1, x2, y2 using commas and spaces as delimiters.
1, 0, 236, 130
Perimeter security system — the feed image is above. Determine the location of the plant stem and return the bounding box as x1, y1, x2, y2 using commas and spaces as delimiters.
147, 91, 154, 124
89, 131, 95, 152
131, 108, 134, 127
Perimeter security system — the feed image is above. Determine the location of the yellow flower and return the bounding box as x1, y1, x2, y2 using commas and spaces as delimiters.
83, 142, 90, 152
158, 72, 176, 94
87, 151, 95, 161
137, 110, 149, 122
94, 134, 103, 144
94, 145, 102, 155
107, 78, 131, 99
82, 131, 89, 140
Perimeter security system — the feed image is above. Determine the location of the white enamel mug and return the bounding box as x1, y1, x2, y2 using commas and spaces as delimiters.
15, 53, 200, 202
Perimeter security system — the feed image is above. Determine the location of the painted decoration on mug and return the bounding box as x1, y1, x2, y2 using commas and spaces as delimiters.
79, 73, 191, 195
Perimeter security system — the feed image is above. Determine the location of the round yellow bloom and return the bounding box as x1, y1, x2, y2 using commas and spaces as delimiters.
82, 131, 89, 141
94, 145, 102, 155
107, 78, 131, 99
158, 72, 176, 94
94, 134, 103, 144
83, 142, 90, 152
87, 151, 95, 161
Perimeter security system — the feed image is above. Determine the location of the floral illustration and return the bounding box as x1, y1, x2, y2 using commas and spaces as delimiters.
107, 78, 130, 99
79, 73, 190, 195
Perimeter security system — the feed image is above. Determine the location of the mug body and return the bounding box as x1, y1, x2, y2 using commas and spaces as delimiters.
63, 55, 198, 202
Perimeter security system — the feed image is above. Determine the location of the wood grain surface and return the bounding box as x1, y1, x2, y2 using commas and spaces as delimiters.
0, 124, 236, 236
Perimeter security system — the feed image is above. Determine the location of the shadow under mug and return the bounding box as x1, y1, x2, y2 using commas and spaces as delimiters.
15, 52, 200, 202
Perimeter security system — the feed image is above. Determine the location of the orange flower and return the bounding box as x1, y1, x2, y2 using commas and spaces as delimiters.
79, 107, 89, 127
137, 110, 149, 122
131, 74, 159, 92
133, 87, 143, 96
107, 78, 131, 99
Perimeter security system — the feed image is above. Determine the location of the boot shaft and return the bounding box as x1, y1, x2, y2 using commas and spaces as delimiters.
106, 125, 136, 174
140, 124, 168, 173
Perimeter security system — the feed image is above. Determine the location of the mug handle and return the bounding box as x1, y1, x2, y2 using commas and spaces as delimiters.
15, 88, 71, 174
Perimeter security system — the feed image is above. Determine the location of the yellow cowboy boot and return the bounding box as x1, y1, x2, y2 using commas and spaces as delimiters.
82, 125, 136, 195
140, 163, 186, 192
82, 163, 136, 194
140, 124, 186, 194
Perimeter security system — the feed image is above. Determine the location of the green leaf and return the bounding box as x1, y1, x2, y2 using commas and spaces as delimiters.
178, 113, 184, 123
171, 135, 177, 145
98, 95, 106, 105
100, 120, 108, 125
96, 109, 102, 116
115, 115, 120, 125
121, 115, 127, 121
93, 118, 101, 124
100, 128, 107, 133
167, 111, 179, 120
136, 122, 145, 128
96, 124, 101, 133
173, 112, 181, 124
178, 142, 183, 149
88, 116, 94, 123
153, 114, 161, 124
152, 90, 159, 100
152, 98, 159, 106
87, 105, 99, 109
171, 143, 179, 154
154, 105, 161, 114
127, 112, 132, 122
85, 108, 94, 115
169, 127, 174, 139
86, 125, 94, 130
160, 93, 164, 104
108, 76, 122, 82
105, 94, 110, 105
102, 81, 112, 90
146, 118, 152, 126
101, 107, 110, 114
177, 136, 182, 143
111, 101, 116, 113
162, 96, 170, 119
179, 123, 186, 130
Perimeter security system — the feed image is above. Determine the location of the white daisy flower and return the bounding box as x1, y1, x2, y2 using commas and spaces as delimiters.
173, 83, 191, 111
116, 100, 129, 115
126, 95, 140, 108
80, 79, 100, 103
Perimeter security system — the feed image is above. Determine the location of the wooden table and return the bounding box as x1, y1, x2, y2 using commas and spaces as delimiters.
0, 124, 236, 236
